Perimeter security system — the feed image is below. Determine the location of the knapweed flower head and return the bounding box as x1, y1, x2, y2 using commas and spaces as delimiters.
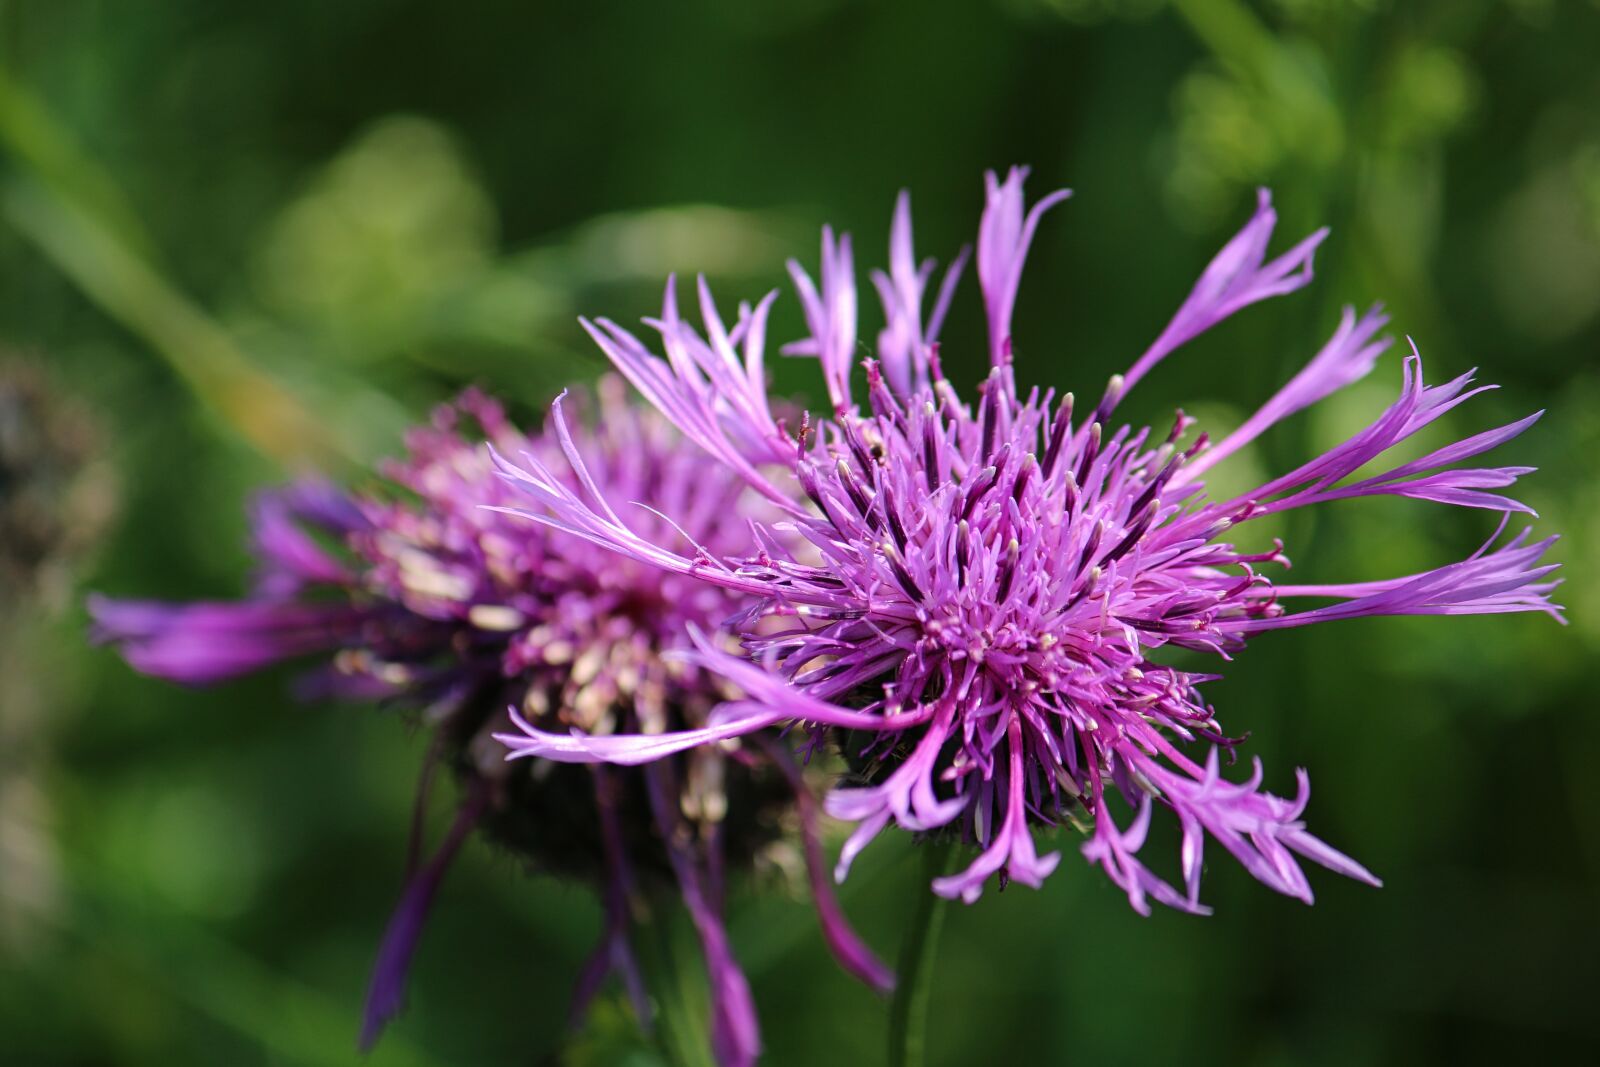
494, 170, 1562, 916
90, 381, 890, 1066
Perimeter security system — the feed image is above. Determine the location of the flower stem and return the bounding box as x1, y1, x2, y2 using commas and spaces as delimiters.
630, 899, 717, 1067
888, 838, 956, 1067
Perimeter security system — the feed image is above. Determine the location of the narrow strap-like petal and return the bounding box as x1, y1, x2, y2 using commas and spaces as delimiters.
359, 779, 488, 1052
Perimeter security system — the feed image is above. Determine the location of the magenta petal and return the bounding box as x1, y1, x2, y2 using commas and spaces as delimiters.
87, 594, 359, 685
495, 702, 785, 766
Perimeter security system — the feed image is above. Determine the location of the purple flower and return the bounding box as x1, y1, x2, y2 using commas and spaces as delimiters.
492, 170, 1562, 916
90, 382, 891, 1065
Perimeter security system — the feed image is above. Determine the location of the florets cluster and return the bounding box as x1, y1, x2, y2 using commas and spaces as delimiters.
92, 382, 888, 1065
495, 170, 1561, 916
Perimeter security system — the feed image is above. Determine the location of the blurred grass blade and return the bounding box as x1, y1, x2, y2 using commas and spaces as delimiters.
0, 67, 383, 468
1170, 0, 1278, 80
2, 176, 357, 466
38, 884, 447, 1067
1170, 0, 1342, 165
0, 64, 156, 259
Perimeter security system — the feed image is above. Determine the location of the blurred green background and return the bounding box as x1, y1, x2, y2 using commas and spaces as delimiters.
2, 1, 1597, 1064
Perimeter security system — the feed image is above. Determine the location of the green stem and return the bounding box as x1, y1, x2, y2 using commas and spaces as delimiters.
629, 898, 717, 1067
888, 839, 956, 1067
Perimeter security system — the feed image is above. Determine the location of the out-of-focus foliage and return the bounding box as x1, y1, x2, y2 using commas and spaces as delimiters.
0, 1, 1595, 1064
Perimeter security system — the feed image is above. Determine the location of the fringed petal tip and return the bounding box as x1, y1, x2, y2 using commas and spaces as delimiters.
1084, 750, 1385, 914
977, 167, 1072, 365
